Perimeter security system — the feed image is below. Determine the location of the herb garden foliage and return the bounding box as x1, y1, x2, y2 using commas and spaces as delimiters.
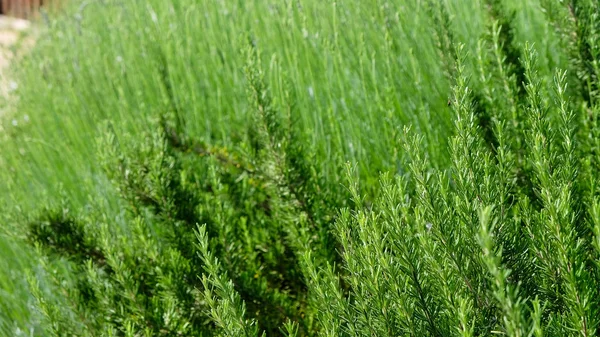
3, 0, 600, 336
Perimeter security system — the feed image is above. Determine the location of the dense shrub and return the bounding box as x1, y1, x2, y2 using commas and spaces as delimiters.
3, 0, 600, 336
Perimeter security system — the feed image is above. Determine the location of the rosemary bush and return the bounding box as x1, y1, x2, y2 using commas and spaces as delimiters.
2, 0, 600, 336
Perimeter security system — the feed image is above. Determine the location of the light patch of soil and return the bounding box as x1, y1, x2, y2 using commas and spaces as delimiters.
0, 16, 30, 68
0, 16, 31, 119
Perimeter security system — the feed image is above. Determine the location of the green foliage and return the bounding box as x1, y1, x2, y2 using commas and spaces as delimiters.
4, 0, 600, 336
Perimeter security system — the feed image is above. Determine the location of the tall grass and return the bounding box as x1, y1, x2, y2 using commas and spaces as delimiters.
1, 0, 600, 336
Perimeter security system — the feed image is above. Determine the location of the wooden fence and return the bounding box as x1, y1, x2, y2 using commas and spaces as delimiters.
1, 0, 48, 19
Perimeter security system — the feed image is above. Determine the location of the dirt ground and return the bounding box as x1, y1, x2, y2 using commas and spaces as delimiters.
0, 16, 30, 117
0, 16, 29, 68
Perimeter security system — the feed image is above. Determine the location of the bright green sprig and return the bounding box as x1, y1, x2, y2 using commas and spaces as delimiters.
195, 224, 259, 337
